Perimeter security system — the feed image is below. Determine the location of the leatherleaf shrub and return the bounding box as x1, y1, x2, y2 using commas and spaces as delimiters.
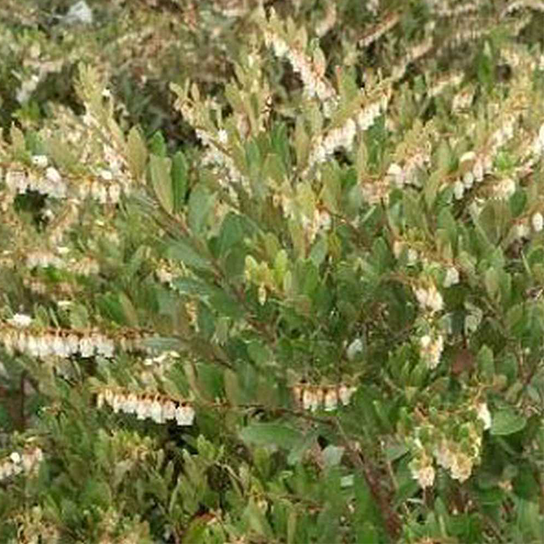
1, 0, 544, 542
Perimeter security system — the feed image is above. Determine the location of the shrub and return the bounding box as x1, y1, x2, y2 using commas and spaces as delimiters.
1, 1, 544, 542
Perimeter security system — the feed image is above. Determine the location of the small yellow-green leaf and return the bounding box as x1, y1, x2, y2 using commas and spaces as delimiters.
150, 154, 173, 214
127, 126, 148, 181
10, 126, 27, 158
484, 268, 500, 300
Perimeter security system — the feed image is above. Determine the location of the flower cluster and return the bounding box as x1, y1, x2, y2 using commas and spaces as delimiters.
1, 323, 115, 359
172, 90, 245, 191
410, 451, 436, 488
21, 250, 101, 275
386, 156, 425, 188
26, 250, 65, 270
493, 177, 517, 200
3, 160, 126, 204
0, 317, 151, 359
361, 177, 391, 205
357, 90, 391, 131
414, 283, 443, 314
392, 240, 419, 265
155, 263, 175, 287
303, 207, 332, 244
77, 177, 125, 204
0, 447, 43, 482
316, 3, 337, 37
427, 71, 464, 98
440, 25, 492, 55
263, 12, 336, 112
433, 432, 480, 482
452, 150, 493, 200
419, 334, 444, 370
391, 36, 434, 81
359, 11, 400, 48
292, 383, 357, 412
4, 165, 66, 198
200, 130, 244, 188
15, 59, 64, 103
409, 401, 492, 487
96, 388, 195, 426
308, 90, 390, 169
502, 0, 544, 17
70, 256, 101, 276
432, 1, 481, 18
309, 119, 357, 167
452, 85, 475, 111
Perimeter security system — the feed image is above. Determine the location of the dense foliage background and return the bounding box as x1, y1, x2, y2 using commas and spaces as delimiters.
1, 0, 543, 542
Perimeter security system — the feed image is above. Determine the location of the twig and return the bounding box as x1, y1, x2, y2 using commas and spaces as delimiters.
334, 418, 402, 540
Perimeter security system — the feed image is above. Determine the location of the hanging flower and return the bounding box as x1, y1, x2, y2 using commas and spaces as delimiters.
531, 212, 543, 232
410, 454, 436, 488
420, 334, 444, 369
414, 283, 443, 314
8, 314, 33, 328
476, 402, 492, 430
450, 452, 473, 482
444, 267, 460, 287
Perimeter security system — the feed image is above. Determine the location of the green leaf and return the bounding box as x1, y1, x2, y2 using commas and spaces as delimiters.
436, 139, 452, 172
322, 445, 344, 468
10, 125, 27, 157
403, 192, 427, 232
424, 171, 441, 209
127, 126, 148, 181
477, 345, 495, 379
240, 422, 302, 450
247, 340, 272, 366
355, 522, 380, 544
490, 409, 526, 436
173, 277, 215, 298
437, 208, 458, 247
149, 131, 167, 156
118, 292, 139, 327
181, 518, 208, 543
171, 151, 188, 212
385, 442, 409, 462
224, 369, 240, 405
150, 154, 173, 214
209, 290, 244, 319
287, 430, 319, 465
244, 499, 273, 538
263, 152, 286, 185
167, 239, 212, 271
174, 275, 241, 317
484, 267, 500, 300
512, 463, 539, 500
143, 337, 184, 352
218, 213, 245, 256
309, 236, 328, 267
188, 184, 214, 235
294, 117, 309, 169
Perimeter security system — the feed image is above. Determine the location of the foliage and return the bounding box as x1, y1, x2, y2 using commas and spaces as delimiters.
1, 0, 544, 542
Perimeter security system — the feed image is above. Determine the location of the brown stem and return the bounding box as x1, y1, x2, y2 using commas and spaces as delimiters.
334, 418, 401, 540
19, 371, 27, 430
